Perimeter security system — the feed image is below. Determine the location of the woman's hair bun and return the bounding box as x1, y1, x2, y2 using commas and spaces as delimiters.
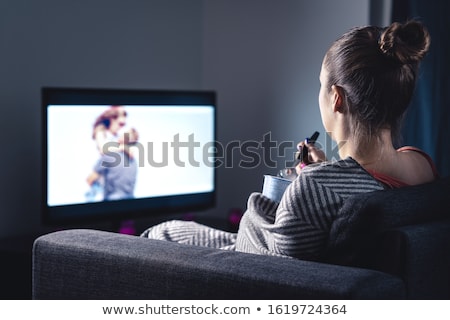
379, 20, 431, 64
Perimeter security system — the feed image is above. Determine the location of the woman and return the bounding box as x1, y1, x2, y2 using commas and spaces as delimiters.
301, 20, 437, 187
143, 20, 438, 261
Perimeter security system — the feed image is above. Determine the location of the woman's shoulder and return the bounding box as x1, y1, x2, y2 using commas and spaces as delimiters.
397, 146, 436, 169
396, 146, 439, 182
360, 146, 438, 188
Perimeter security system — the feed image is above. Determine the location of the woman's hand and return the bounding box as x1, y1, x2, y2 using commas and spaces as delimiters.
295, 140, 326, 174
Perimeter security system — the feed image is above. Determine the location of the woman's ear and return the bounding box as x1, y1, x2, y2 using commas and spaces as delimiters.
331, 85, 345, 113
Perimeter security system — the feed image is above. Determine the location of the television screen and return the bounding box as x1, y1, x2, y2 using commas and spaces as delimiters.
42, 87, 216, 225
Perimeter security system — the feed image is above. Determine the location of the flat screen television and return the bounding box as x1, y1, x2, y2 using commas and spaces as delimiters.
42, 87, 216, 226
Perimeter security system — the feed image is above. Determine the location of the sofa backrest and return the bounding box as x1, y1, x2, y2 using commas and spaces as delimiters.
325, 176, 450, 298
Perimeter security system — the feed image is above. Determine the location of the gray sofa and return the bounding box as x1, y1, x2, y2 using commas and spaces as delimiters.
32, 177, 450, 299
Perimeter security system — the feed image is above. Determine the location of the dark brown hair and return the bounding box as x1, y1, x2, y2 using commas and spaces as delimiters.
323, 20, 430, 144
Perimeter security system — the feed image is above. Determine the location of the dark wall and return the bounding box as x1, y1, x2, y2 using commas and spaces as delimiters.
0, 0, 203, 237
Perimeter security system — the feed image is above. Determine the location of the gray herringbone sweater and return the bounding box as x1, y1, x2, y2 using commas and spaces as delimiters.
142, 158, 384, 261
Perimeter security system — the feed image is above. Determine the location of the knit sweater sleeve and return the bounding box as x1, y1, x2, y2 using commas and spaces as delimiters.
270, 172, 343, 260
235, 158, 384, 261
235, 171, 343, 260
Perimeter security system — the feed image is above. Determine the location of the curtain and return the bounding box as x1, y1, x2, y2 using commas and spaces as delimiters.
393, 0, 450, 177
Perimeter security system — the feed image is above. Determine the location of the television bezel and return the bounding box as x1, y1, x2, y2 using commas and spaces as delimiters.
41, 87, 217, 226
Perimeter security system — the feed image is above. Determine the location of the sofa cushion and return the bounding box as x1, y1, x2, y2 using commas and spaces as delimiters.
33, 229, 406, 299
325, 176, 450, 268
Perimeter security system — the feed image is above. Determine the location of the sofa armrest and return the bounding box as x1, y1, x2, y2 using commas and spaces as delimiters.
32, 229, 405, 299
395, 220, 450, 299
